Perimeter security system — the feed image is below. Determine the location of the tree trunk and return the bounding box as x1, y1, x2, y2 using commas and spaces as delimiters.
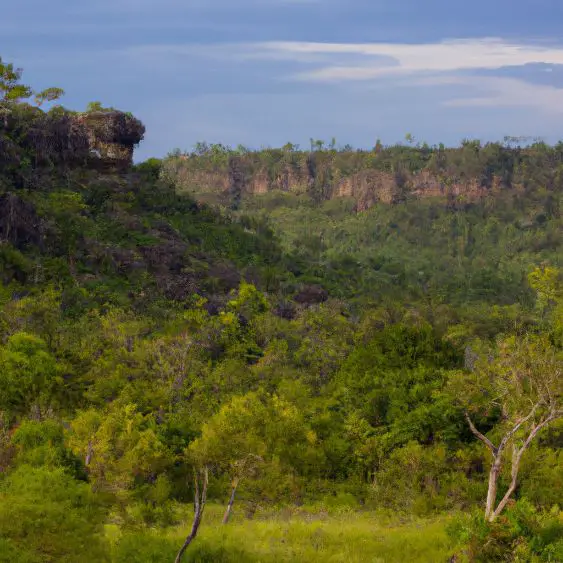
489, 415, 556, 521
490, 459, 519, 521
85, 440, 94, 467
175, 467, 208, 563
485, 457, 501, 521
222, 479, 239, 524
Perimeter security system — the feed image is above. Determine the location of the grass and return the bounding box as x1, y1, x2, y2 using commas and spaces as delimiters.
109, 504, 455, 562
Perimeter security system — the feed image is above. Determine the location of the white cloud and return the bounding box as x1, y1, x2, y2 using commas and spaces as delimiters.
124, 37, 563, 113
247, 38, 563, 79
206, 37, 562, 113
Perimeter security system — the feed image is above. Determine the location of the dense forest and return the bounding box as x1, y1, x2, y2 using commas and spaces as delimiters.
0, 57, 562, 562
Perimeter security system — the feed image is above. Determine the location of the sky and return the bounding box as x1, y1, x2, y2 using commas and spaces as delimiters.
3, 0, 563, 160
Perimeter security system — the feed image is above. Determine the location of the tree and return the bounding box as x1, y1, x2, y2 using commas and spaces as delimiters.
69, 403, 173, 500
34, 87, 65, 107
0, 58, 32, 125
188, 394, 267, 525
174, 465, 209, 563
0, 58, 64, 125
309, 138, 325, 152
453, 335, 562, 521
174, 392, 318, 562
0, 332, 64, 418
86, 101, 115, 113
528, 265, 560, 324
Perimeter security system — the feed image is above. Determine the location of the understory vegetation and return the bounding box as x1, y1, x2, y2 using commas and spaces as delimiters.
0, 58, 562, 562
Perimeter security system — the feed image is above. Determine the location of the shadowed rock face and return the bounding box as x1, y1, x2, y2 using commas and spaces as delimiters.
0, 193, 42, 249
0, 106, 145, 171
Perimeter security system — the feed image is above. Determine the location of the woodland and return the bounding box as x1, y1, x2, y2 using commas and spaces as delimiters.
0, 57, 562, 562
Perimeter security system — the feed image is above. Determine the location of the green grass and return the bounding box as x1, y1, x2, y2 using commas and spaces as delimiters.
109, 505, 454, 562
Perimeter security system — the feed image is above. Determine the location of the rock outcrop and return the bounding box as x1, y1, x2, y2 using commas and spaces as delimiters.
74, 111, 145, 168
0, 105, 145, 171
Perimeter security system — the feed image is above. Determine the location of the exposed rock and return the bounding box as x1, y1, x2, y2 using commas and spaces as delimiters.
294, 284, 329, 305
26, 112, 91, 166
248, 168, 270, 194
0, 193, 42, 249
166, 153, 510, 213
74, 111, 145, 168
408, 170, 503, 201
2, 106, 144, 171
335, 169, 399, 210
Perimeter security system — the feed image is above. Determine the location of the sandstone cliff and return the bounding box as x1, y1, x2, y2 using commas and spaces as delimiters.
163, 149, 510, 212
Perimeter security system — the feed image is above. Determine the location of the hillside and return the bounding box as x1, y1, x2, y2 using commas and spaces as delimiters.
163, 143, 562, 320
0, 104, 288, 316
0, 59, 562, 563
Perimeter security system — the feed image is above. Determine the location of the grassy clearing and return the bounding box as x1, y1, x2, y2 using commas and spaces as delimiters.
109, 505, 454, 562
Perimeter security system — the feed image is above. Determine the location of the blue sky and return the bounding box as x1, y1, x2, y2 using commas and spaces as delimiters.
3, 0, 563, 160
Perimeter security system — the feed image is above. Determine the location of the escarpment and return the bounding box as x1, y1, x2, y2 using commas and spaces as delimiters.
162, 146, 520, 212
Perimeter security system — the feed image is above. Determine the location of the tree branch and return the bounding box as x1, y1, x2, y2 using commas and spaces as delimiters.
465, 412, 497, 454
497, 402, 541, 453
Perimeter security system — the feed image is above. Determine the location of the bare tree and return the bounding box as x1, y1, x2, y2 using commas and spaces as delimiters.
457, 336, 562, 521
175, 466, 209, 563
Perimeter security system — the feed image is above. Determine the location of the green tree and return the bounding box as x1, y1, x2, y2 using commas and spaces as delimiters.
189, 393, 267, 524
528, 265, 561, 325
0, 332, 64, 418
0, 57, 32, 125
68, 403, 174, 506
34, 87, 65, 107
452, 335, 563, 521
0, 57, 64, 125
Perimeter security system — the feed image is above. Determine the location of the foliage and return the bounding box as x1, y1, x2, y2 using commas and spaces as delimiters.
0, 465, 109, 562
447, 501, 563, 562
0, 55, 562, 560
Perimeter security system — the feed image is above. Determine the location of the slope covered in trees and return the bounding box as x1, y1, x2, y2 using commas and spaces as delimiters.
164, 140, 562, 320
0, 58, 562, 562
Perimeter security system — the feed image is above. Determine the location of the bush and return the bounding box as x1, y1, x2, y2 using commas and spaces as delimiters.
447, 500, 563, 562
0, 465, 109, 562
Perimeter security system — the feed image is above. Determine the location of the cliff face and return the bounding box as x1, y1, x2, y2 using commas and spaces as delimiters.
0, 105, 144, 173
164, 151, 509, 212
74, 111, 145, 168
335, 170, 399, 210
